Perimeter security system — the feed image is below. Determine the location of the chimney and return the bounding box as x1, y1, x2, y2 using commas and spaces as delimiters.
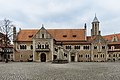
13, 26, 16, 41
84, 23, 87, 40
84, 23, 87, 30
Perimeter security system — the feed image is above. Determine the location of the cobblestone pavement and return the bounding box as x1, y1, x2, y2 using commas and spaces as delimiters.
0, 62, 120, 80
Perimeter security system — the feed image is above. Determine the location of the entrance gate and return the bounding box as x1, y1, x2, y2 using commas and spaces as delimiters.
71, 56, 75, 62
71, 53, 75, 62
40, 53, 46, 62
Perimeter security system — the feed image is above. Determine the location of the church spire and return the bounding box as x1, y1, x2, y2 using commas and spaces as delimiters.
93, 14, 99, 23
91, 14, 100, 36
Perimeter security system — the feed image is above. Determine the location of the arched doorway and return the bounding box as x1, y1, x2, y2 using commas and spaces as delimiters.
40, 53, 46, 62
71, 53, 75, 62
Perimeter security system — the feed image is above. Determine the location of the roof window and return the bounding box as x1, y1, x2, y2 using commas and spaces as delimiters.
63, 35, 67, 37
73, 35, 76, 37
29, 35, 33, 38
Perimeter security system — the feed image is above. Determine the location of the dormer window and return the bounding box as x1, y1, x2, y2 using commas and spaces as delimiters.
73, 35, 76, 37
63, 35, 67, 37
28, 35, 33, 38
112, 36, 118, 42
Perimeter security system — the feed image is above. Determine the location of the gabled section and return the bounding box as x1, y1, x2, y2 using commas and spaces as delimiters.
33, 25, 53, 39
41, 24, 45, 30
103, 33, 120, 42
112, 35, 118, 42
92, 35, 107, 44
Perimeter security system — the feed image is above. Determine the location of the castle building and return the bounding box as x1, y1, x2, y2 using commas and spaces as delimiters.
13, 16, 120, 62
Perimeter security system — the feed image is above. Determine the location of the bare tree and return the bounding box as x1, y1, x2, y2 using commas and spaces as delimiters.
0, 19, 14, 45
0, 19, 14, 62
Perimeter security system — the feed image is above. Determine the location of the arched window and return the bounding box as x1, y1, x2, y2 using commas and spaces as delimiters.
45, 44, 49, 49
31, 45, 33, 49
38, 44, 41, 49
20, 44, 27, 50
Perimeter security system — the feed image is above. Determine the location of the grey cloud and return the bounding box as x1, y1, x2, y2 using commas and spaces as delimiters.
0, 0, 120, 35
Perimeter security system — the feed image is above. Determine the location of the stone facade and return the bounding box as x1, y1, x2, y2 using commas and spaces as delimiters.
13, 16, 120, 62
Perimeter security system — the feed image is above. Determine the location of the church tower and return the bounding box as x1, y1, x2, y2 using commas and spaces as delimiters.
91, 15, 100, 36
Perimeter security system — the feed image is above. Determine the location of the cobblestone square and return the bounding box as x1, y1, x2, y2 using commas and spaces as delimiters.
0, 62, 120, 80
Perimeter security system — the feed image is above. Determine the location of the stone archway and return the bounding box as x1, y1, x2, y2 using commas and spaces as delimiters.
69, 49, 78, 62
71, 53, 75, 62
40, 53, 46, 62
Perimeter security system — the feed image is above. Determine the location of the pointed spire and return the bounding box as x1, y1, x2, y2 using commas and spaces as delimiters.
42, 24, 44, 27
41, 24, 45, 29
93, 14, 99, 23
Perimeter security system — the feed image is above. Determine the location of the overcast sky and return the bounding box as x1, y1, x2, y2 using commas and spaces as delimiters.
0, 0, 120, 36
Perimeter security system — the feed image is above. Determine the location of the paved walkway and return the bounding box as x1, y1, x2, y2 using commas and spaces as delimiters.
0, 62, 120, 80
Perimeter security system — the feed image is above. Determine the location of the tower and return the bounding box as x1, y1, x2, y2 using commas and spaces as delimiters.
91, 15, 100, 36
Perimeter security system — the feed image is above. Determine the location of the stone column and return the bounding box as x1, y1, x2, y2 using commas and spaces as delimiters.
39, 53, 41, 62
75, 53, 78, 62
33, 39, 35, 61
91, 44, 94, 61
51, 39, 53, 61
69, 52, 71, 62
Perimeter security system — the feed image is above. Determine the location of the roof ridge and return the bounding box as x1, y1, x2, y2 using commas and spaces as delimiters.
103, 33, 120, 36
47, 29, 85, 30
19, 28, 85, 30
20, 29, 39, 30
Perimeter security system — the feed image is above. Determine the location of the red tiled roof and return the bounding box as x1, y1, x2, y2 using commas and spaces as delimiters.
17, 29, 86, 41
17, 29, 38, 41
86, 36, 96, 42
103, 33, 120, 45
47, 29, 86, 41
16, 29, 120, 45
103, 33, 120, 41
